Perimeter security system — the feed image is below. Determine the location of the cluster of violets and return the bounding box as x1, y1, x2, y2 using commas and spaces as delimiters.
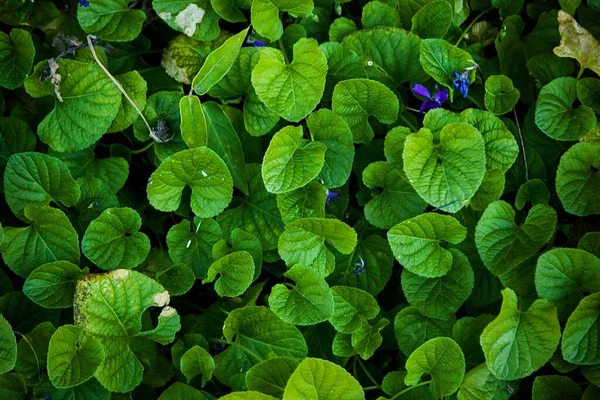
412, 69, 472, 112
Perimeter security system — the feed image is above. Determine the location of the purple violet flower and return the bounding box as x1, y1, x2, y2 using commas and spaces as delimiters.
326, 190, 341, 208
353, 258, 366, 276
411, 84, 449, 113
453, 71, 471, 98
79, 0, 90, 7
253, 40, 265, 47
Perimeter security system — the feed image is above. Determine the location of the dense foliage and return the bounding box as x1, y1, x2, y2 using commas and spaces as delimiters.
0, 0, 599, 398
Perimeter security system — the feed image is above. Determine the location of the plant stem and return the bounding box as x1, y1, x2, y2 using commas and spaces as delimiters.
404, 106, 421, 113
576, 64, 585, 80
390, 380, 431, 400
363, 386, 379, 392
131, 141, 155, 154
399, 113, 418, 132
357, 357, 382, 390
278, 37, 290, 64
513, 108, 529, 181
455, 10, 487, 47
15, 332, 41, 384
86, 35, 153, 134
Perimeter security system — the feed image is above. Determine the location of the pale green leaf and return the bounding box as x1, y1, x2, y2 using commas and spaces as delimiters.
556, 142, 600, 216
362, 1, 401, 29
108, 71, 147, 133
387, 213, 467, 278
475, 200, 557, 275
250, 0, 313, 42
278, 218, 357, 277
262, 125, 327, 194
484, 75, 520, 115
276, 181, 326, 224
154, 0, 221, 42
419, 39, 475, 98
246, 357, 299, 398
47, 325, 105, 388
561, 292, 600, 365
23, 261, 86, 309
332, 78, 399, 144
282, 357, 364, 400
269, 265, 334, 325
553, 10, 600, 77
481, 288, 561, 380
147, 147, 233, 218
402, 124, 486, 213
330, 286, 379, 334
405, 337, 465, 399
179, 95, 208, 148
203, 251, 254, 297
180, 345, 214, 385
193, 27, 249, 94
351, 318, 389, 360
82, 207, 150, 270
252, 38, 327, 122
78, 0, 145, 41
457, 364, 510, 400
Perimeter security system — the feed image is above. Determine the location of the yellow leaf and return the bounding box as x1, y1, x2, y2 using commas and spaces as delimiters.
553, 10, 600, 77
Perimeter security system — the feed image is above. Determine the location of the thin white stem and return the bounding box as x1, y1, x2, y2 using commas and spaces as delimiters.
513, 108, 529, 181
86, 35, 153, 134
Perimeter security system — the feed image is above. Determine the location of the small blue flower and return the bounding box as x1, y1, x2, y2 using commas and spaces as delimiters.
453, 71, 471, 98
411, 84, 449, 113
353, 258, 366, 276
326, 190, 341, 208
79, 0, 90, 7
253, 40, 265, 47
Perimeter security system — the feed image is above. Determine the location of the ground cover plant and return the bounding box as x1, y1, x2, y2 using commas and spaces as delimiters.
0, 0, 599, 398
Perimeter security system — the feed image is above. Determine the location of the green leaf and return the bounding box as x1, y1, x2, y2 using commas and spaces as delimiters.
211, 0, 247, 22
532, 375, 582, 400
82, 207, 151, 270
332, 78, 399, 144
405, 337, 465, 399
193, 27, 249, 94
262, 125, 327, 194
457, 363, 509, 400
330, 286, 379, 334
26, 59, 121, 152
23, 261, 86, 309
276, 181, 326, 224
361, 1, 401, 29
515, 179, 550, 210
154, 0, 221, 42
108, 71, 148, 134
161, 34, 209, 85
74, 269, 180, 392
47, 325, 105, 389
579, 232, 600, 258
419, 39, 475, 98
561, 292, 600, 364
556, 142, 600, 216
278, 218, 358, 277
282, 357, 364, 399
158, 382, 209, 400
77, 0, 146, 42
453, 315, 496, 369
0, 117, 36, 177
167, 217, 222, 279
342, 27, 425, 87
394, 306, 454, 356
0, 315, 16, 375
402, 248, 474, 318
180, 345, 214, 385
179, 95, 208, 148
252, 38, 327, 122
0, 373, 26, 399
577, 77, 600, 111
213, 228, 263, 280
246, 357, 299, 398
269, 265, 334, 325
49, 147, 129, 193
319, 42, 366, 99
243, 89, 281, 136
481, 288, 561, 380
203, 251, 254, 297
1, 205, 80, 278
306, 109, 354, 189
156, 262, 195, 296
250, 0, 313, 42
535, 248, 600, 320
351, 318, 389, 360
218, 164, 285, 251
14, 320, 56, 383
484, 75, 520, 115
147, 147, 233, 218
220, 392, 278, 400
535, 77, 596, 141
403, 124, 486, 213
133, 90, 182, 145
204, 101, 248, 194
469, 169, 505, 211
411, 1, 453, 39
387, 213, 467, 278
4, 152, 80, 219
362, 161, 427, 229
475, 201, 557, 276
329, 17, 358, 42
0, 29, 34, 89
554, 10, 600, 77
